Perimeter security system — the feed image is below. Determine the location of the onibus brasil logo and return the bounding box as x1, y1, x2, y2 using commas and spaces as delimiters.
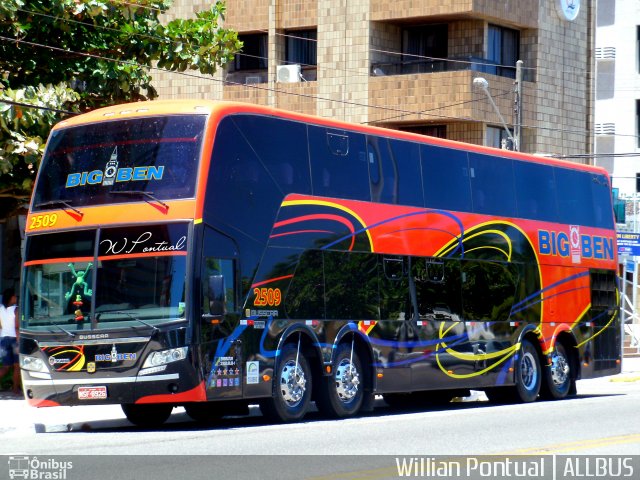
8, 456, 73, 479
65, 147, 165, 188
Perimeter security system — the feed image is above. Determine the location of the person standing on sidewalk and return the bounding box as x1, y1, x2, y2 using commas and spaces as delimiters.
0, 288, 20, 394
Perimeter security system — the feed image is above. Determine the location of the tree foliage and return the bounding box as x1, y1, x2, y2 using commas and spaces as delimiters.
0, 0, 241, 213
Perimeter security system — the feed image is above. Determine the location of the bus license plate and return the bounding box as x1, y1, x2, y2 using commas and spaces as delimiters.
78, 386, 107, 400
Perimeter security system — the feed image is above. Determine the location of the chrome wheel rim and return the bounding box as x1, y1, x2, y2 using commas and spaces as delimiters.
550, 350, 569, 386
335, 358, 360, 402
520, 351, 538, 390
279, 359, 306, 407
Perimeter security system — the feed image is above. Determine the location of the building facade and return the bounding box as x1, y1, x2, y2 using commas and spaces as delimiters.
156, 0, 595, 157
595, 0, 640, 197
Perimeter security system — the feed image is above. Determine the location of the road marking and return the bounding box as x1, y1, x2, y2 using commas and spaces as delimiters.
609, 375, 640, 383
495, 433, 640, 455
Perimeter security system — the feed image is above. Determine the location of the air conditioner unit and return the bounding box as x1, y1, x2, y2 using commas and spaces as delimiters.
277, 64, 301, 83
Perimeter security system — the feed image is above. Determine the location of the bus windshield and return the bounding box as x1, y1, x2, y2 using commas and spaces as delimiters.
31, 115, 206, 210
22, 224, 188, 332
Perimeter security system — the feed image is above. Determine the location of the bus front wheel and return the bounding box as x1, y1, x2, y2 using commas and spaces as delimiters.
316, 343, 363, 418
260, 343, 312, 422
121, 403, 173, 427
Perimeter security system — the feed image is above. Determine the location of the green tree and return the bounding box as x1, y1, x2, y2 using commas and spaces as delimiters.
0, 0, 241, 215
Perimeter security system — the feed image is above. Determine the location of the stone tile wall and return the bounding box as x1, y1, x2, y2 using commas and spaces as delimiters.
152, 0, 594, 157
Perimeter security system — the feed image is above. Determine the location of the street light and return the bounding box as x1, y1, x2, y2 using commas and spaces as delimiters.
473, 76, 517, 151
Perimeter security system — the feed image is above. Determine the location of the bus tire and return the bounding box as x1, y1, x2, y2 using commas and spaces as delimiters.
316, 343, 364, 418
541, 342, 572, 400
514, 339, 541, 403
121, 403, 173, 427
260, 343, 312, 423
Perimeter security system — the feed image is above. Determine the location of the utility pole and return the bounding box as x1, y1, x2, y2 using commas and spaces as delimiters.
514, 60, 523, 152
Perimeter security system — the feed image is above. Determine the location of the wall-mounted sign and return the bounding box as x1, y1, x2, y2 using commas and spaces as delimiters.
556, 0, 580, 22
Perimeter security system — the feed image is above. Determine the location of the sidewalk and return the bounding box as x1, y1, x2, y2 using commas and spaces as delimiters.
618, 355, 640, 379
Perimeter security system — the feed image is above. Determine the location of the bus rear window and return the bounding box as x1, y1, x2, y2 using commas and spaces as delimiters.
32, 115, 206, 210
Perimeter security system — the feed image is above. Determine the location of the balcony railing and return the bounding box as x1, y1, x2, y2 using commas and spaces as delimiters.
225, 66, 318, 86
370, 56, 522, 80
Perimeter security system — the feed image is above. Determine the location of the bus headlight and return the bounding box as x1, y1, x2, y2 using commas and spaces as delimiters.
142, 347, 188, 368
20, 355, 48, 373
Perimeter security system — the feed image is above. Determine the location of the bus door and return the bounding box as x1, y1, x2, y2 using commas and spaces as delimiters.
199, 227, 242, 400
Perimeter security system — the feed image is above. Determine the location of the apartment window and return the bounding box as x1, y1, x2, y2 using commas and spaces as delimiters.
402, 24, 448, 73
234, 33, 268, 71
637, 100, 640, 148
400, 125, 447, 138
486, 126, 513, 149
487, 25, 519, 78
286, 30, 317, 66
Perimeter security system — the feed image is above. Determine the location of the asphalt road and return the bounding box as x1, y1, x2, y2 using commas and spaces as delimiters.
1, 358, 639, 479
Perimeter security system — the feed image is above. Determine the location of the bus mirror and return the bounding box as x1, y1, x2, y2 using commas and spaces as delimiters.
207, 274, 226, 317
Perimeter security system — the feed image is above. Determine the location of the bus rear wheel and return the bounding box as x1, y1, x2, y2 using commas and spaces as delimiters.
121, 403, 173, 427
260, 343, 312, 422
541, 342, 572, 400
316, 343, 363, 418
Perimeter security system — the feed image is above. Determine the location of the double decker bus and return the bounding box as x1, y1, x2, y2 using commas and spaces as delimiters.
20, 100, 620, 426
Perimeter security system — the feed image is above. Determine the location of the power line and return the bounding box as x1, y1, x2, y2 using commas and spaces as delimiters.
553, 152, 640, 159
0, 99, 77, 116
16, 0, 602, 81
0, 32, 626, 141
110, 0, 167, 13
0, 34, 485, 125
12, 5, 607, 93
365, 90, 513, 125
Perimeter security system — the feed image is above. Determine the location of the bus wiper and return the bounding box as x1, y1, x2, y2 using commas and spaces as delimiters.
51, 323, 75, 338
34, 200, 83, 217
109, 190, 169, 210
95, 310, 159, 333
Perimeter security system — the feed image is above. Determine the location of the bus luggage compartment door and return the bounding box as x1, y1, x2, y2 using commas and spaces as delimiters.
202, 339, 243, 400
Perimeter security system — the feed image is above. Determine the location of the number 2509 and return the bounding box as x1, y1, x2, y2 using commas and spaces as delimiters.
29, 213, 58, 229
253, 287, 282, 307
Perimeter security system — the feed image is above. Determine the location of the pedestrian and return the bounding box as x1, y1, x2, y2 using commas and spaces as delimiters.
0, 287, 20, 395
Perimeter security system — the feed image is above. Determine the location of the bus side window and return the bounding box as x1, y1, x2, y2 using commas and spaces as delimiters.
468, 153, 516, 217
368, 136, 423, 207
422, 146, 472, 213
555, 166, 594, 227
309, 126, 370, 201
514, 161, 558, 223
591, 173, 615, 229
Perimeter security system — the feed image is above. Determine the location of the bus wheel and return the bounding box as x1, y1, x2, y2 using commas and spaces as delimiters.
121, 403, 173, 427
260, 343, 312, 422
541, 342, 572, 400
317, 343, 363, 418
514, 339, 541, 403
